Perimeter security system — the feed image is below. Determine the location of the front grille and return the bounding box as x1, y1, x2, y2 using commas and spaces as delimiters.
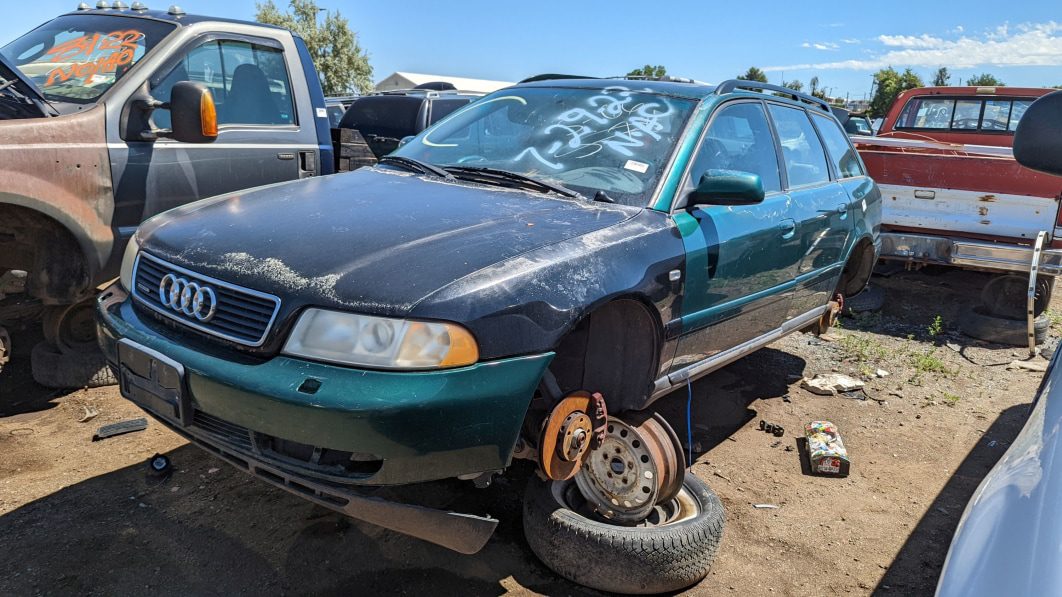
132, 252, 280, 346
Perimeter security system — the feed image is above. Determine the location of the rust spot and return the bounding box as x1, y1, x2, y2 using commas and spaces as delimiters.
979, 194, 998, 202
978, 206, 989, 217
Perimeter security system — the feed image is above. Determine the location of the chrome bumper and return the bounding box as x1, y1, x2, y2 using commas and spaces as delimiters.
880, 232, 1062, 276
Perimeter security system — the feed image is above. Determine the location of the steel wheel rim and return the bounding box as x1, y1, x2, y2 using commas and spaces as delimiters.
574, 415, 683, 523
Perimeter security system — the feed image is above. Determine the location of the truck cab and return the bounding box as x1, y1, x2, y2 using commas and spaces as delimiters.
854, 86, 1062, 319
0, 5, 333, 377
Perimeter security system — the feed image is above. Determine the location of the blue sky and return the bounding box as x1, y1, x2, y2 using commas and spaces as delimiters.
4, 1, 1061, 99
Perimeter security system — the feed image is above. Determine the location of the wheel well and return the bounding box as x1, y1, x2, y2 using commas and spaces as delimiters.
548, 299, 661, 413
0, 204, 90, 304
838, 237, 876, 298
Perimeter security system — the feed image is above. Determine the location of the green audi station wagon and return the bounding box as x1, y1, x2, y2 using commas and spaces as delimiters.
98, 76, 880, 593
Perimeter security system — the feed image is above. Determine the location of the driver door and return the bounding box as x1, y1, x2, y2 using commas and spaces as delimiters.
670, 101, 801, 371
111, 33, 312, 227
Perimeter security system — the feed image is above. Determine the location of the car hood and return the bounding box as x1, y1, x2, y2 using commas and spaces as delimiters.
139, 167, 637, 316
936, 354, 1062, 597
0, 52, 48, 118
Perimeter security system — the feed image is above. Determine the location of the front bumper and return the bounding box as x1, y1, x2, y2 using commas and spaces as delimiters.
879, 231, 1062, 276
96, 284, 553, 487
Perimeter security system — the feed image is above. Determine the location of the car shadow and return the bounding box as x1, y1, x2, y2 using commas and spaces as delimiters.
872, 402, 1032, 596
653, 346, 808, 460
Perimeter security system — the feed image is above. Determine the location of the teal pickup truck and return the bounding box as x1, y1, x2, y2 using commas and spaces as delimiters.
98, 76, 880, 593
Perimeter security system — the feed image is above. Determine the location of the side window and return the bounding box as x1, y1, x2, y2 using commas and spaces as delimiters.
688, 102, 781, 194
428, 99, 470, 125
151, 38, 295, 130
767, 104, 831, 188
813, 114, 865, 178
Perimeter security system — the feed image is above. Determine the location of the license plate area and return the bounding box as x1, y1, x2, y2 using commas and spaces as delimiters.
117, 339, 191, 426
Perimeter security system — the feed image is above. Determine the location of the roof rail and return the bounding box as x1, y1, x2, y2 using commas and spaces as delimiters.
519, 73, 597, 83
714, 80, 831, 112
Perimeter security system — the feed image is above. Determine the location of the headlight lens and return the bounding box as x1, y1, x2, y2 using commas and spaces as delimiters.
282, 308, 479, 369
118, 233, 142, 292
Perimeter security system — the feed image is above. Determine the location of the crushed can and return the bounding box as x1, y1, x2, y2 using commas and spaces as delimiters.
805, 420, 850, 477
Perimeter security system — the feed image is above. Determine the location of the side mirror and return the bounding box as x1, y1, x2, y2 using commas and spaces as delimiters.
168, 81, 218, 143
1014, 91, 1062, 176
687, 170, 765, 207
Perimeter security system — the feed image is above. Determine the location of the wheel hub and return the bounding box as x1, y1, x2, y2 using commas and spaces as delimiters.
574, 415, 683, 523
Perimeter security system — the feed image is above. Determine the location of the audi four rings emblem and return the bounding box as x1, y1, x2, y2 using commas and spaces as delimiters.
159, 273, 217, 322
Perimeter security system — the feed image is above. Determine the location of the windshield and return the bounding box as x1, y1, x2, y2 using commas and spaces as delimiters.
393, 86, 697, 206
1, 14, 175, 104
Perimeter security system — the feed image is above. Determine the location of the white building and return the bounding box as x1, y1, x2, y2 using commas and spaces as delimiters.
374, 72, 514, 94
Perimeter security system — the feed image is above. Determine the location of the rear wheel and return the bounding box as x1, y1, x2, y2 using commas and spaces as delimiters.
42, 297, 99, 354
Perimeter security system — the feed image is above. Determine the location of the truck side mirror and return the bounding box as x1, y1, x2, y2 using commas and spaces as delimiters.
1013, 91, 1062, 176
168, 81, 218, 144
687, 170, 765, 207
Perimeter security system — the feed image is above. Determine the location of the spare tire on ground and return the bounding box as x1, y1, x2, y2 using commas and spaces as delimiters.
523, 473, 724, 594
30, 341, 117, 389
958, 306, 1049, 346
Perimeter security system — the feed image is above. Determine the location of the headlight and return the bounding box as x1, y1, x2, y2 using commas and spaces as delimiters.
118, 233, 142, 292
282, 308, 479, 370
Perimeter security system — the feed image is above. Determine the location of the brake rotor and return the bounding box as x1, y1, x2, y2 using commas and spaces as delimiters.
539, 392, 594, 481
574, 414, 685, 523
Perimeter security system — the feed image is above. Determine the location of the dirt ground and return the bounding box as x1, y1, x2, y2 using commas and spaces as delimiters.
0, 267, 1055, 596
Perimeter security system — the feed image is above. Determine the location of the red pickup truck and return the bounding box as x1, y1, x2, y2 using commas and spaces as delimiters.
854, 86, 1062, 339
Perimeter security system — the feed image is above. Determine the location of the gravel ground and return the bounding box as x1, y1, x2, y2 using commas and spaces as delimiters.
0, 266, 1054, 596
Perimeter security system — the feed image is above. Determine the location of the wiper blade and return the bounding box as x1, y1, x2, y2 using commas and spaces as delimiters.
444, 166, 582, 199
378, 155, 454, 180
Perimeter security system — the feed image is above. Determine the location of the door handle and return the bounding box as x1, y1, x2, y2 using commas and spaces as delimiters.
777, 219, 796, 239
836, 203, 848, 219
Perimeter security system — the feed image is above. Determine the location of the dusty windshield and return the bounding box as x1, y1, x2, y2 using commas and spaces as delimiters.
1, 14, 174, 104
394, 86, 697, 206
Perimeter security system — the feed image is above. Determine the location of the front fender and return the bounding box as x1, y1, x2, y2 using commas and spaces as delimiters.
410, 209, 685, 360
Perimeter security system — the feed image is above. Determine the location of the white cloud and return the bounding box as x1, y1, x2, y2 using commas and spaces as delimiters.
878, 34, 947, 49
802, 41, 840, 51
766, 21, 1062, 72
841, 38, 861, 44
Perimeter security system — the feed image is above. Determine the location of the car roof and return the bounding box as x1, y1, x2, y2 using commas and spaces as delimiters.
61, 7, 287, 32
515, 78, 718, 100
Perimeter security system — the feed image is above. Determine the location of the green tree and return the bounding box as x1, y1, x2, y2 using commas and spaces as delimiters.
627, 65, 667, 79
782, 79, 804, 92
932, 67, 951, 86
737, 67, 768, 83
256, 0, 373, 95
869, 66, 924, 118
966, 73, 1005, 86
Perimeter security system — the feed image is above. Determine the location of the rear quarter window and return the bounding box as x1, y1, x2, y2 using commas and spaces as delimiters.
812, 113, 865, 178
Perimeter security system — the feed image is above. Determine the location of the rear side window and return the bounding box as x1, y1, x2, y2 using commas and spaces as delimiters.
688, 102, 782, 194
767, 104, 830, 188
429, 98, 470, 125
152, 38, 295, 129
812, 114, 865, 178
339, 96, 425, 138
